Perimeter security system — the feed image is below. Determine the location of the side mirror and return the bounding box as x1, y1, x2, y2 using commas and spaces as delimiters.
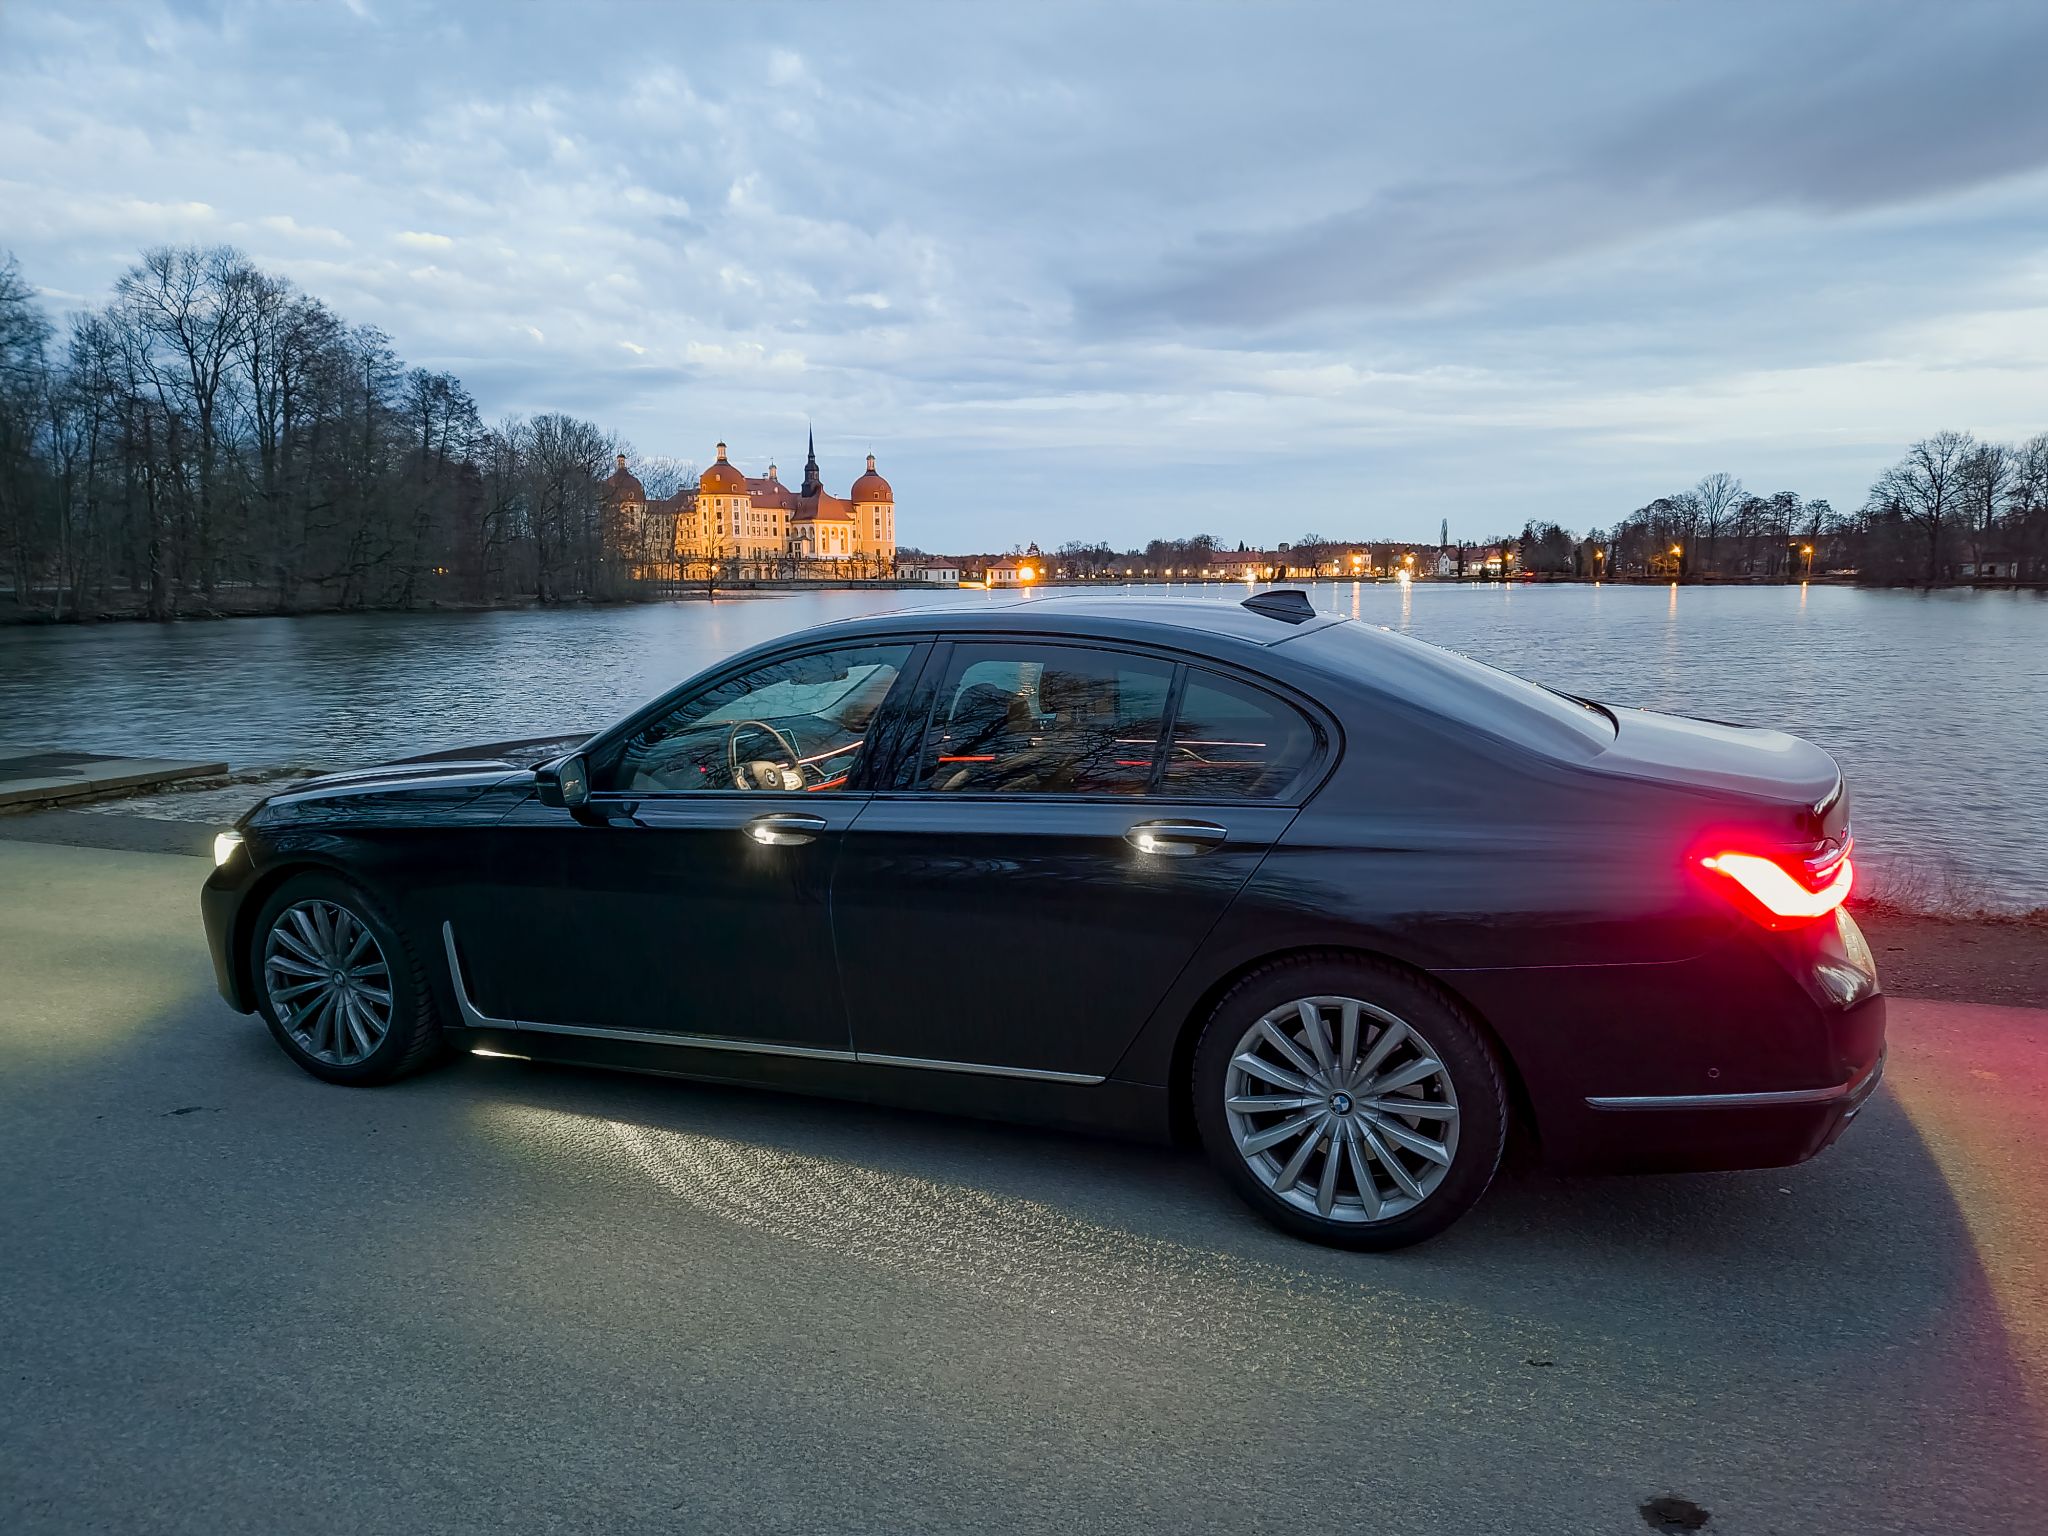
535, 753, 591, 810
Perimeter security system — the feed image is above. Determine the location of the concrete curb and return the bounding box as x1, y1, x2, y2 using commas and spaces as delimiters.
0, 744, 229, 811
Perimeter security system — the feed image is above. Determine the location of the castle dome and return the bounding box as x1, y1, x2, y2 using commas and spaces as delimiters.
849, 453, 893, 502
606, 453, 645, 503
700, 441, 747, 493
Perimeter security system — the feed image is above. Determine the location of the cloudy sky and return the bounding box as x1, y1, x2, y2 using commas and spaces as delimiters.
4, 1, 2045, 552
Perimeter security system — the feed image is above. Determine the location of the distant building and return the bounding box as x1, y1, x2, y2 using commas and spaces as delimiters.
897, 558, 961, 584
1204, 549, 1352, 580
605, 430, 897, 578
1207, 550, 1274, 580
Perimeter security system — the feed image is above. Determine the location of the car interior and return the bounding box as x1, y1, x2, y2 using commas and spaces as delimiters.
923, 655, 1313, 799
610, 650, 908, 793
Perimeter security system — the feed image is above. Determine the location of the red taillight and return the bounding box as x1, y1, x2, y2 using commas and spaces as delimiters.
1698, 844, 1853, 928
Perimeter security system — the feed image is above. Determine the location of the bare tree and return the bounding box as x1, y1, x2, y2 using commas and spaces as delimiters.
114, 246, 258, 597
1958, 440, 2013, 570
0, 253, 53, 610
1870, 430, 1975, 581
521, 413, 613, 601
1693, 472, 1745, 573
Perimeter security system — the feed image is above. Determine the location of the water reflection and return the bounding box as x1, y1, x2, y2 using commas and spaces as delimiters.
4, 581, 2046, 905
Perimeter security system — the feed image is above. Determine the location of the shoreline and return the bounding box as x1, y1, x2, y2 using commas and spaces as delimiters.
0, 581, 936, 628
8, 573, 2046, 626
1850, 906, 2048, 1008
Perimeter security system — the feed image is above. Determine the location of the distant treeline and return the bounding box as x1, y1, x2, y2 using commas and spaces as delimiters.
0, 245, 686, 621
1578, 445, 2048, 582
1038, 440, 2048, 585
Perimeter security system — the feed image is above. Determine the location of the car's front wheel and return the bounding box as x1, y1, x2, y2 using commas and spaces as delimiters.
1192, 956, 1506, 1249
250, 873, 443, 1085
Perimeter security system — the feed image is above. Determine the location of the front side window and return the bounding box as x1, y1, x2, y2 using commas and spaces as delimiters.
918, 644, 1173, 795
609, 643, 914, 794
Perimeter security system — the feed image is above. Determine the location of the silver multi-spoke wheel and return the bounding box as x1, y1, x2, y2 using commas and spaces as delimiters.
262, 899, 393, 1067
1223, 995, 1461, 1224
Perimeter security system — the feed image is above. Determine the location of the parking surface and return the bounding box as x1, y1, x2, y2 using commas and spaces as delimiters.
2, 840, 2043, 1533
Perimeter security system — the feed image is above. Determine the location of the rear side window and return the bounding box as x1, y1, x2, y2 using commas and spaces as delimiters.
918, 644, 1174, 795
1163, 671, 1318, 799
1296, 621, 1614, 757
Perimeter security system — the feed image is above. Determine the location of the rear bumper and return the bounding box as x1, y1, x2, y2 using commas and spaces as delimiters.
1585, 1046, 1886, 1113
1445, 912, 1888, 1175
1564, 1033, 1886, 1174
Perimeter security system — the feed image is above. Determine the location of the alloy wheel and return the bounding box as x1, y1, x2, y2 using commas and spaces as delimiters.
1223, 995, 1461, 1223
262, 899, 394, 1067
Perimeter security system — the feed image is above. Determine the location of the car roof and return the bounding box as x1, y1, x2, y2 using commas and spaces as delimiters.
797, 593, 1349, 651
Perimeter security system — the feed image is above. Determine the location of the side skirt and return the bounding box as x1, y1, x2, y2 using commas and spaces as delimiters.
441, 921, 1107, 1087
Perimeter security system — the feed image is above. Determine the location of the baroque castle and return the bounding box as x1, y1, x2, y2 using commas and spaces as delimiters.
607, 431, 896, 579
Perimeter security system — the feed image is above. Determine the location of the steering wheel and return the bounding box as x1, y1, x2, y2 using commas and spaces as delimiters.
726, 719, 803, 790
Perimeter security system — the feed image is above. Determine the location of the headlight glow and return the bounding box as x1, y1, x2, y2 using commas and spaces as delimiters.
213, 830, 244, 867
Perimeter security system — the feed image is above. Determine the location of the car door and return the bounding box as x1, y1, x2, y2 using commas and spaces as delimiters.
830, 639, 1326, 1080
461, 639, 926, 1055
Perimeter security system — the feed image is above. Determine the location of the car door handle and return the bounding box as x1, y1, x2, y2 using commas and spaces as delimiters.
745, 812, 830, 846
1125, 819, 1228, 855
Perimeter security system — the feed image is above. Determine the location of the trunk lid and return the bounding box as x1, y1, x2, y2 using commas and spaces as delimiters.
1593, 707, 1848, 847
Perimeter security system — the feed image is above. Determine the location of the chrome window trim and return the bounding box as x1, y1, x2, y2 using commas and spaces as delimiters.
442, 923, 1104, 1086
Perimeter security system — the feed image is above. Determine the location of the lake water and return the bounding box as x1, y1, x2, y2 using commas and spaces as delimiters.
3, 581, 2044, 910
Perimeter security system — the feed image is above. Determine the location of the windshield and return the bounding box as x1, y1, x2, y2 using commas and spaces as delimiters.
694, 662, 893, 726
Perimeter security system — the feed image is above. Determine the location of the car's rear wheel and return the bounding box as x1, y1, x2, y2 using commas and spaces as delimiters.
251, 873, 443, 1085
1192, 956, 1506, 1249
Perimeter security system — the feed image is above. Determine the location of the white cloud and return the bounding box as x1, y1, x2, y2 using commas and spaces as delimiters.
396, 230, 454, 250
251, 214, 349, 247
684, 340, 805, 373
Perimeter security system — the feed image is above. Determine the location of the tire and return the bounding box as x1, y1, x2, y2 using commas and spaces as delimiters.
249, 871, 445, 1086
1192, 954, 1506, 1250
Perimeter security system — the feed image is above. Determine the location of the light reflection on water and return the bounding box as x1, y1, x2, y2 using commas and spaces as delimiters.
3, 581, 2043, 906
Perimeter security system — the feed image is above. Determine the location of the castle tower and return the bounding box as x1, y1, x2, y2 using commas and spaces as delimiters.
849, 451, 895, 566
698, 440, 751, 556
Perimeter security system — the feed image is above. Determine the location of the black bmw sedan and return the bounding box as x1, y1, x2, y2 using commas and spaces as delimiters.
201, 590, 1884, 1248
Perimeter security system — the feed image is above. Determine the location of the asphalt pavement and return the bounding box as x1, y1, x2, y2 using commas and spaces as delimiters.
1, 838, 2043, 1534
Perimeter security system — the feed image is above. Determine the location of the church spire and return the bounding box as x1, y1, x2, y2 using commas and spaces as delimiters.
800, 424, 822, 496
